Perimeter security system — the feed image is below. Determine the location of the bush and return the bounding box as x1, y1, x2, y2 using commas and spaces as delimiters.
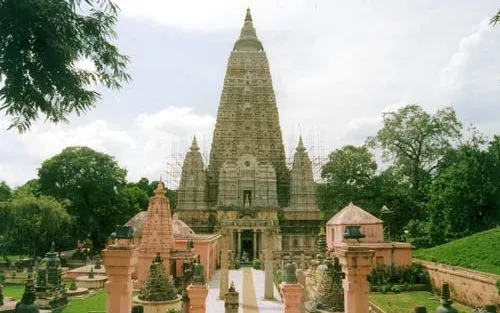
253, 259, 261, 270
391, 285, 401, 293
367, 263, 429, 286
234, 260, 240, 270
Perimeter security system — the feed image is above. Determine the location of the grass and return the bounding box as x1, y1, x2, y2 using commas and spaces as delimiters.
3, 284, 141, 313
369, 291, 472, 313
62, 290, 106, 313
413, 227, 500, 275
2, 283, 25, 300
2, 283, 106, 312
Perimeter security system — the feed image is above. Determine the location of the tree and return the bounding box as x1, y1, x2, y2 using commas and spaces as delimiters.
491, 9, 500, 26
119, 184, 149, 215
426, 140, 500, 245
318, 145, 378, 218
0, 0, 130, 132
37, 146, 128, 249
2, 195, 70, 257
367, 105, 462, 197
0, 181, 11, 201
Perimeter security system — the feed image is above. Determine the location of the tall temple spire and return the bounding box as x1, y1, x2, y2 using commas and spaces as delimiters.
207, 7, 288, 207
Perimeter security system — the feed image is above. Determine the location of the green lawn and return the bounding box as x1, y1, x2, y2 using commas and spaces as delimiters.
3, 284, 142, 313
3, 284, 106, 312
2, 283, 25, 300
62, 290, 106, 313
413, 227, 500, 275
370, 291, 472, 313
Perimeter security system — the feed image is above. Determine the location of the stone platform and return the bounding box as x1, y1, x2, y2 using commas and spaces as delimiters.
65, 264, 106, 280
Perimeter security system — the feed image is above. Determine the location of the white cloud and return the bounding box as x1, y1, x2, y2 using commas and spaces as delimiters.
2, 1, 500, 188
0, 108, 215, 188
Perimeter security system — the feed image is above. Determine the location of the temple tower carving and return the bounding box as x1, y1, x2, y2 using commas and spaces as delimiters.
177, 136, 207, 210
289, 136, 317, 211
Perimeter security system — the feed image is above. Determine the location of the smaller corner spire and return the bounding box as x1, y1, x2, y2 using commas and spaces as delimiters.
154, 179, 165, 195
296, 136, 306, 152
245, 7, 253, 22
190, 135, 200, 151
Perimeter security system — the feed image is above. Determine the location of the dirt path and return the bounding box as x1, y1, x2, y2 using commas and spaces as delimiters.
242, 267, 259, 313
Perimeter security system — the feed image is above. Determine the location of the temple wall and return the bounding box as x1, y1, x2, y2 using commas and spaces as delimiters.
415, 259, 500, 307
282, 211, 321, 220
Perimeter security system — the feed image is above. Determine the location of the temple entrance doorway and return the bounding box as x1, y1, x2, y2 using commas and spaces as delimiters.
241, 229, 254, 262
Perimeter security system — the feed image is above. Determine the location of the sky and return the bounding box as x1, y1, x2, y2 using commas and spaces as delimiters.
1, 0, 500, 188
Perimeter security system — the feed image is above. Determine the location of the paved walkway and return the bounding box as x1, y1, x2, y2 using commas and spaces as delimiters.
206, 268, 283, 313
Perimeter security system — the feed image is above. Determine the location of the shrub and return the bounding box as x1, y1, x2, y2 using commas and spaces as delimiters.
234, 260, 240, 270
391, 285, 401, 293
367, 263, 429, 286
253, 259, 261, 270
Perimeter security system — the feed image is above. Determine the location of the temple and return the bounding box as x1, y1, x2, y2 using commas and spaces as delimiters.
176, 8, 322, 262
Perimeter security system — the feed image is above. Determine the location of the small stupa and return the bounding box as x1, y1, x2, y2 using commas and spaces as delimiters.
34, 242, 67, 310
135, 252, 182, 312
14, 271, 39, 313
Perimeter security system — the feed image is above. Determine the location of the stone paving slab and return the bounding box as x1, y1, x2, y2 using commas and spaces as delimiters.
206, 268, 283, 313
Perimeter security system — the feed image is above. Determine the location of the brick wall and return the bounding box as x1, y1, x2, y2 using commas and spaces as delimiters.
415, 259, 500, 307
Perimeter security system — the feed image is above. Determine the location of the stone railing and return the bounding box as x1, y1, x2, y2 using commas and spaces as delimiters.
369, 301, 386, 313
414, 258, 500, 307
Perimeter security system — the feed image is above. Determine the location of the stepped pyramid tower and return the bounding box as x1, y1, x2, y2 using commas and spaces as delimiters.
177, 8, 321, 260
136, 180, 175, 285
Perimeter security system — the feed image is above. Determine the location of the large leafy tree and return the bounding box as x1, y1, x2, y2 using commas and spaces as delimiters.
426, 139, 500, 246
318, 145, 378, 218
0, 181, 11, 201
38, 146, 129, 249
1, 195, 71, 257
0, 0, 130, 132
367, 105, 462, 198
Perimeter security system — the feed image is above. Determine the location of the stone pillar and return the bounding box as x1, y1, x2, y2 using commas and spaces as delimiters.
280, 263, 304, 313
102, 236, 137, 313
186, 264, 209, 313
187, 285, 208, 313
264, 231, 274, 300
335, 244, 374, 313
224, 281, 239, 313
219, 248, 229, 299
253, 230, 257, 260
237, 230, 242, 260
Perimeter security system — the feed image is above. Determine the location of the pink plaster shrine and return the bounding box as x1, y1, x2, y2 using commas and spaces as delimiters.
327, 202, 413, 267
125, 181, 221, 286
136, 181, 177, 286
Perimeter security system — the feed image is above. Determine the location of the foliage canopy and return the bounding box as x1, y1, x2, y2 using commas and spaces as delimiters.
0, 0, 129, 132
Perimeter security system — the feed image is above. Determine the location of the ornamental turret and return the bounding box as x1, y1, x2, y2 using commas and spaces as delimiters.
177, 136, 207, 211
288, 136, 318, 211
